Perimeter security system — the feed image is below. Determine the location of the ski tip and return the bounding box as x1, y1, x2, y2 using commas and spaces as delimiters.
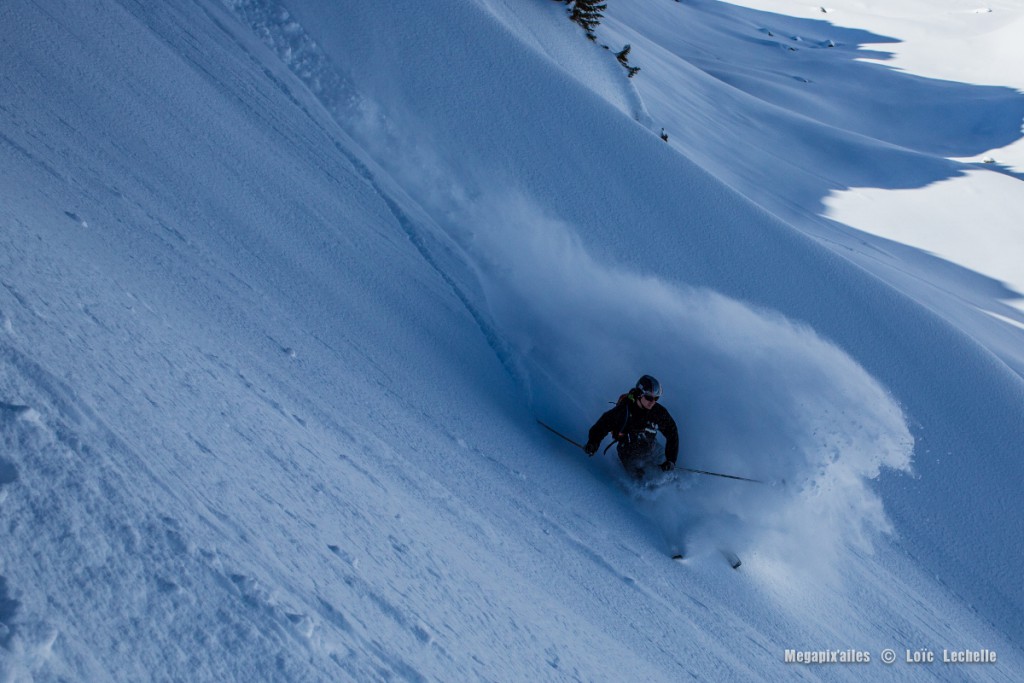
721, 550, 742, 569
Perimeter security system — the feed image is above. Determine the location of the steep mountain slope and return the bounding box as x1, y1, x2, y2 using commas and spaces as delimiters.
1, 0, 1022, 680
601, 0, 1024, 376
279, 0, 1024, 639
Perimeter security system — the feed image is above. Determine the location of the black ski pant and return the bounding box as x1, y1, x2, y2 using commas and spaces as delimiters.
617, 441, 655, 479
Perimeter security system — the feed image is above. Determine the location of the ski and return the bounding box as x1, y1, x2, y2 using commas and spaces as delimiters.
722, 550, 742, 569
670, 551, 740, 568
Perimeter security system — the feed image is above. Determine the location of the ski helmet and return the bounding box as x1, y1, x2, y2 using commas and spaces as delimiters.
636, 375, 662, 400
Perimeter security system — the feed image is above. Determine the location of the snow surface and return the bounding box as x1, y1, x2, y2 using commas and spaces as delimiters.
1, 0, 1022, 680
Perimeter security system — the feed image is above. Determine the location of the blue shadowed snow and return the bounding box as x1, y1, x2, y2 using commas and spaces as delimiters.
0, 0, 1022, 680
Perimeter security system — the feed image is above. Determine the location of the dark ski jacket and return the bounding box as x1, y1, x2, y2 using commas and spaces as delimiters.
587, 389, 679, 464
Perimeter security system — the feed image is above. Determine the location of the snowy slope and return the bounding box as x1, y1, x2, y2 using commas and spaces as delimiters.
602, 0, 1024, 372
597, 0, 1024, 640
1, 0, 1022, 681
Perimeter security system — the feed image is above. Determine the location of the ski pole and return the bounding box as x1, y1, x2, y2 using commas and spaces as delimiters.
536, 420, 587, 450
680, 468, 763, 484
537, 420, 762, 483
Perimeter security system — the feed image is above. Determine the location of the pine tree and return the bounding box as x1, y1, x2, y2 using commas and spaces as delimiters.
557, 0, 607, 41
553, 1, 641, 78
615, 44, 640, 77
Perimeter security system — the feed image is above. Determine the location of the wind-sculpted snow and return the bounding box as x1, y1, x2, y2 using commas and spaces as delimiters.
600, 0, 1024, 375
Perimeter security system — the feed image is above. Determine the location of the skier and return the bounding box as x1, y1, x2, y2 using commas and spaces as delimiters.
584, 375, 679, 479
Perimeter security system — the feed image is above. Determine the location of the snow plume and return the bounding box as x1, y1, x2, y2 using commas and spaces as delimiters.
454, 191, 914, 585
249, 0, 914, 588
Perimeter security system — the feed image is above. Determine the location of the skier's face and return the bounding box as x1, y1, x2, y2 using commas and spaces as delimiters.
639, 393, 658, 409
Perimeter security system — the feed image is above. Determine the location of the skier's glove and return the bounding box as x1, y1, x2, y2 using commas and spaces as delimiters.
584, 441, 599, 456
660, 460, 675, 472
